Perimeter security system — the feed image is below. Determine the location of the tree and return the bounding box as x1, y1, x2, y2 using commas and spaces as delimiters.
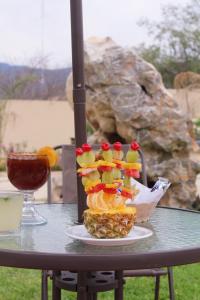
136, 0, 200, 87
0, 73, 38, 99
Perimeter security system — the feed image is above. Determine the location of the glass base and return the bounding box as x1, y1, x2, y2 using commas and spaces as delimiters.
21, 190, 47, 226
22, 205, 47, 226
0, 228, 21, 237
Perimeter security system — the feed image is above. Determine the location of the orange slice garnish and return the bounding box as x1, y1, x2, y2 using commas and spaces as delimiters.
37, 146, 58, 167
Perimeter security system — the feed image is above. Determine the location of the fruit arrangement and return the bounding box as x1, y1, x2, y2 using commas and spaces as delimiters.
76, 141, 141, 239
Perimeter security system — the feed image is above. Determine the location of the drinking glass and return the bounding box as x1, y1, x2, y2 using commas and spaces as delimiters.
0, 190, 23, 236
7, 153, 50, 225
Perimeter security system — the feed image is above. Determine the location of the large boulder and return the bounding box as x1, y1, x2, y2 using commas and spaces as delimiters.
174, 71, 200, 90
67, 37, 200, 208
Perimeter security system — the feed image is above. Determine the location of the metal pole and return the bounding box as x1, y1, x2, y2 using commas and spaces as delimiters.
70, 0, 87, 223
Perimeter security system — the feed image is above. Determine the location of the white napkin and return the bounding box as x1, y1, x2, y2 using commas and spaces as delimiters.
126, 177, 171, 205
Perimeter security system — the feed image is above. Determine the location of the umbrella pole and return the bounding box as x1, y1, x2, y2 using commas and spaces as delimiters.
70, 0, 87, 223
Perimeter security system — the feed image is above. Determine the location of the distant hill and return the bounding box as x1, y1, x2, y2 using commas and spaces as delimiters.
0, 63, 71, 100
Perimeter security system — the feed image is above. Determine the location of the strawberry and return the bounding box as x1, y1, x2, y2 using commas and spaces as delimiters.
98, 165, 112, 172
125, 169, 140, 178
103, 187, 117, 194
82, 143, 92, 152
113, 142, 122, 151
121, 189, 133, 199
101, 143, 110, 151
131, 141, 140, 151
76, 148, 83, 156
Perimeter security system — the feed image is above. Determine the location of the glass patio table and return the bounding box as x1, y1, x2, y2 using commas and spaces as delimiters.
0, 204, 200, 299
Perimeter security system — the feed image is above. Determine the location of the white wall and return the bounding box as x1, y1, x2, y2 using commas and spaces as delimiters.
169, 89, 200, 119
3, 100, 75, 151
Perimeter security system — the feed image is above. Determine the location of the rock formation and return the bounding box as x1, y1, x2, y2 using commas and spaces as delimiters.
67, 37, 200, 208
174, 71, 200, 90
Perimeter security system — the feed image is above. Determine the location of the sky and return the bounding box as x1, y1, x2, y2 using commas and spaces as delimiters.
0, 0, 188, 68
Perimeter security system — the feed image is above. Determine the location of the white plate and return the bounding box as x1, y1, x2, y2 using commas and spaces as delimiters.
66, 225, 153, 246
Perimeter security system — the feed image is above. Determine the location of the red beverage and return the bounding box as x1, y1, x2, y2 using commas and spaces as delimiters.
7, 153, 50, 190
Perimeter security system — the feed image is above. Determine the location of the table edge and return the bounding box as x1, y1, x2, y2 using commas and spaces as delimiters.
0, 246, 200, 271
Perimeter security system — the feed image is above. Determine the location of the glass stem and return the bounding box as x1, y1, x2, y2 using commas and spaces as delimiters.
21, 190, 47, 225
23, 191, 34, 211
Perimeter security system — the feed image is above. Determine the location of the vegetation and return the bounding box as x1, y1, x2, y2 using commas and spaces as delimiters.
0, 58, 70, 100
137, 0, 200, 87
193, 118, 200, 140
86, 121, 95, 136
0, 142, 28, 171
0, 74, 38, 100
0, 100, 8, 145
0, 264, 200, 299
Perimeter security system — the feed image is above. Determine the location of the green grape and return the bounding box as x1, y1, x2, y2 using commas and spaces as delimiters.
102, 150, 113, 162
81, 176, 89, 186
102, 171, 114, 184
113, 168, 121, 179
82, 151, 95, 164
113, 150, 124, 160
76, 155, 84, 166
123, 175, 131, 188
88, 170, 100, 181
126, 150, 139, 163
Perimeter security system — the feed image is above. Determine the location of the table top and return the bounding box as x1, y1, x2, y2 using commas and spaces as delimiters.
0, 204, 200, 271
